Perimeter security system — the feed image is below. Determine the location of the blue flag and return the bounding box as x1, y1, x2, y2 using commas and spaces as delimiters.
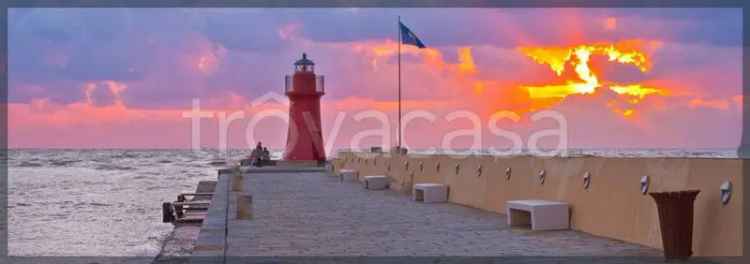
399, 22, 426, 48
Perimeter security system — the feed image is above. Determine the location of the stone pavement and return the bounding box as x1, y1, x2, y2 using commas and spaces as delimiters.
223, 171, 661, 257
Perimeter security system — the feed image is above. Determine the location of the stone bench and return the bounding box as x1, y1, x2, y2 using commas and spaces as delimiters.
413, 183, 448, 203
338, 169, 359, 181
506, 200, 569, 231
363, 175, 389, 190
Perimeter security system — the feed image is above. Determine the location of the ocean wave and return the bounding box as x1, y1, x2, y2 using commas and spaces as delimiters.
17, 161, 44, 167
80, 180, 109, 186
95, 164, 136, 171
8, 149, 222, 256
110, 152, 142, 159
49, 159, 81, 167
186, 163, 208, 168
72, 202, 112, 208
208, 160, 227, 166
125, 207, 146, 214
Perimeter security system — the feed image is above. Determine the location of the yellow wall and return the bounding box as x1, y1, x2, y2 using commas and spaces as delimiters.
333, 152, 743, 256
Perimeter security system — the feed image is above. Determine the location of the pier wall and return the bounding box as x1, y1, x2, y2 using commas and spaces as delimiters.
332, 152, 743, 256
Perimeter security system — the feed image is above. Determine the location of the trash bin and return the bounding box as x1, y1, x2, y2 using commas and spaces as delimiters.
649, 190, 700, 260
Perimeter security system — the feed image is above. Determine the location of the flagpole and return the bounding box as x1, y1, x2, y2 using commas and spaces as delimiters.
397, 16, 402, 149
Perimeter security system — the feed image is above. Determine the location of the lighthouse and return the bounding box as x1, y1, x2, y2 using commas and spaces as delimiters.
283, 53, 326, 162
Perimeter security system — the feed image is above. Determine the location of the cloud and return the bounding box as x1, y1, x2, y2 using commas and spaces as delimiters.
199, 10, 288, 52
7, 8, 743, 149
546, 87, 741, 148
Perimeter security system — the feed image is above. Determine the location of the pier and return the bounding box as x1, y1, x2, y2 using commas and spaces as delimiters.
186, 164, 662, 262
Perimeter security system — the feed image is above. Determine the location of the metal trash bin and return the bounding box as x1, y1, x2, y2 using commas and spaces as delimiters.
649, 190, 700, 260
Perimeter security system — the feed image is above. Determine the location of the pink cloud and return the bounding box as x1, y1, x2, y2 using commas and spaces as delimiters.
7, 13, 743, 150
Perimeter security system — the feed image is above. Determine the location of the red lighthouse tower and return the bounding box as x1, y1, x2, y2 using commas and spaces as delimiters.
283, 53, 326, 162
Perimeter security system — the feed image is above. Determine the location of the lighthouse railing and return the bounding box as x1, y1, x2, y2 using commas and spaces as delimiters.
284, 75, 293, 93
315, 75, 325, 94
284, 75, 324, 94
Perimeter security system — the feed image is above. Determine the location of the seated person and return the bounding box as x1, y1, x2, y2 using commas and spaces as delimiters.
246, 142, 264, 166
262, 147, 271, 161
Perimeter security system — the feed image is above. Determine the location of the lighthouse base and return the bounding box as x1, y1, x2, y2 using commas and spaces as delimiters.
276, 160, 324, 167
237, 159, 324, 170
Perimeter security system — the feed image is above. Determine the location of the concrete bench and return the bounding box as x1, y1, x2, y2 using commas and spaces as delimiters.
413, 183, 448, 203
339, 169, 359, 181
506, 200, 569, 231
363, 175, 389, 190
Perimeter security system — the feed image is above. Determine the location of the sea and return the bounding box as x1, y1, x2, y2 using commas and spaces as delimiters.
6, 149, 279, 257
5, 148, 737, 257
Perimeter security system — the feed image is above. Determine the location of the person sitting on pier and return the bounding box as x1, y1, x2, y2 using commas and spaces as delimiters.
262, 147, 271, 161
249, 142, 264, 167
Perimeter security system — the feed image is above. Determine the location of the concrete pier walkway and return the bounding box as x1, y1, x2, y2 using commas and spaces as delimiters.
192, 168, 660, 260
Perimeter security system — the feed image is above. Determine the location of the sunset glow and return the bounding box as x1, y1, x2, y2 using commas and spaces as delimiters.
7, 8, 742, 149
518, 40, 670, 117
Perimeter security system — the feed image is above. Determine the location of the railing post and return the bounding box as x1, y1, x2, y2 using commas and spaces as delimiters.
285, 75, 292, 93
316, 75, 325, 94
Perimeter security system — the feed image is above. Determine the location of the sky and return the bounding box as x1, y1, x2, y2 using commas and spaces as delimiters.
6, 8, 743, 151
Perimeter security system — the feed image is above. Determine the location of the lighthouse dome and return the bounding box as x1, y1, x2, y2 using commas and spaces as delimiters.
294, 53, 314, 66
294, 53, 316, 73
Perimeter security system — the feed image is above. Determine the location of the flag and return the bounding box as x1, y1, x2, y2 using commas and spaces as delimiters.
399, 22, 426, 48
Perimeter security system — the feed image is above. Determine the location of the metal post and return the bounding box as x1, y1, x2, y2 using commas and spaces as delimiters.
397, 16, 402, 149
